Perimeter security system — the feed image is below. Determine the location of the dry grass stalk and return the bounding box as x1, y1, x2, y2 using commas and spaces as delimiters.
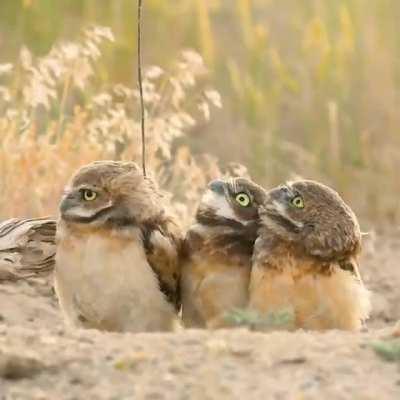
0, 26, 238, 279
0, 27, 225, 226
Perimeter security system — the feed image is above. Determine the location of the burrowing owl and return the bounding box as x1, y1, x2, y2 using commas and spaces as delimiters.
54, 161, 182, 332
249, 180, 371, 331
181, 178, 267, 328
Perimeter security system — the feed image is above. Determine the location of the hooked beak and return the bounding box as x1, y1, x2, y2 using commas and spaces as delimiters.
208, 179, 225, 195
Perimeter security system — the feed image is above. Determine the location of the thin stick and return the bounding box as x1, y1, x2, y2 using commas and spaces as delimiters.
137, 0, 146, 176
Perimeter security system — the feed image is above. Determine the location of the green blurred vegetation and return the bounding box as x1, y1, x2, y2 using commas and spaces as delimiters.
1, 0, 400, 223
371, 339, 400, 362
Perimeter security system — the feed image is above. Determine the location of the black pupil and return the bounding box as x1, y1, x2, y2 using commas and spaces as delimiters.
238, 194, 248, 204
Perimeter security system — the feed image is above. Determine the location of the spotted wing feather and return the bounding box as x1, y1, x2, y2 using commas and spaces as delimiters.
141, 214, 183, 311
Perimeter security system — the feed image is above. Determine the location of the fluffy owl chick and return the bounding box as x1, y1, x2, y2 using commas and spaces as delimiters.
55, 161, 182, 333
181, 178, 267, 328
249, 180, 371, 331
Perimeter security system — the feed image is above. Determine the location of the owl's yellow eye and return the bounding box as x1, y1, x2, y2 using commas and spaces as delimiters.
235, 193, 251, 207
291, 195, 304, 209
82, 189, 97, 201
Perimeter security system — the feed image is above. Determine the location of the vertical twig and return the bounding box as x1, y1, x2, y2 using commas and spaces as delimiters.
328, 100, 340, 168
137, 0, 146, 177
57, 68, 73, 139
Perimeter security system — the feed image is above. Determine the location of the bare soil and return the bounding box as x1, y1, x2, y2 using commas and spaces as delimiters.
0, 230, 399, 399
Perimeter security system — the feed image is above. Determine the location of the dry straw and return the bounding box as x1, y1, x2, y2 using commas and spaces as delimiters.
0, 25, 226, 225
137, 0, 146, 177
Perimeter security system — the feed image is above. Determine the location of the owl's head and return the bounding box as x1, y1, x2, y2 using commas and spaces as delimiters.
196, 177, 267, 230
261, 180, 361, 259
60, 161, 162, 229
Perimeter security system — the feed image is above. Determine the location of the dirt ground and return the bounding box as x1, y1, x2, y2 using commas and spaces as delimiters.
0, 230, 400, 399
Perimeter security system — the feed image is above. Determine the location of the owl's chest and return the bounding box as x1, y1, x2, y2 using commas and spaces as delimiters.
182, 254, 251, 327
250, 256, 370, 331
55, 231, 172, 331
59, 232, 155, 288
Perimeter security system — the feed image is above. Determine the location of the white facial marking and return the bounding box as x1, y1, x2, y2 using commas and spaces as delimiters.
63, 200, 113, 219
272, 200, 304, 229
201, 190, 242, 222
64, 205, 99, 219
272, 200, 288, 215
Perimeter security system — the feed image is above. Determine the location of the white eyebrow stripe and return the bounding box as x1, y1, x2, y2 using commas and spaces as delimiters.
75, 184, 99, 191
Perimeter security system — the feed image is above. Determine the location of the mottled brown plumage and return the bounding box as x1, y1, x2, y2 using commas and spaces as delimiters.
0, 217, 56, 281
181, 178, 267, 328
55, 160, 182, 332
249, 180, 371, 331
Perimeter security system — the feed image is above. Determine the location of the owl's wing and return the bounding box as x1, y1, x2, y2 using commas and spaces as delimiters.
339, 257, 364, 284
0, 217, 56, 281
141, 215, 183, 311
338, 256, 371, 326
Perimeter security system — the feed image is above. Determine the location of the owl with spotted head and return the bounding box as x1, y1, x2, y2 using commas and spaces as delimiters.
181, 177, 267, 328
249, 180, 371, 331
55, 160, 182, 332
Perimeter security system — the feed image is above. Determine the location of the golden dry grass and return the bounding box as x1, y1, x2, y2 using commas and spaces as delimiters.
0, 27, 226, 224
2, 1, 400, 224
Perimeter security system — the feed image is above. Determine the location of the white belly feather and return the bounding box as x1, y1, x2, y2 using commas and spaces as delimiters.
55, 229, 176, 332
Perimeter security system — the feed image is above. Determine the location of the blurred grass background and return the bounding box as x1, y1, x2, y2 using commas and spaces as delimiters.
1, 0, 400, 225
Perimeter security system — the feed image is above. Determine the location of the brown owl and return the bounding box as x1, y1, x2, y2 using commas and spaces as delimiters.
54, 160, 182, 333
181, 177, 267, 328
249, 180, 371, 331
